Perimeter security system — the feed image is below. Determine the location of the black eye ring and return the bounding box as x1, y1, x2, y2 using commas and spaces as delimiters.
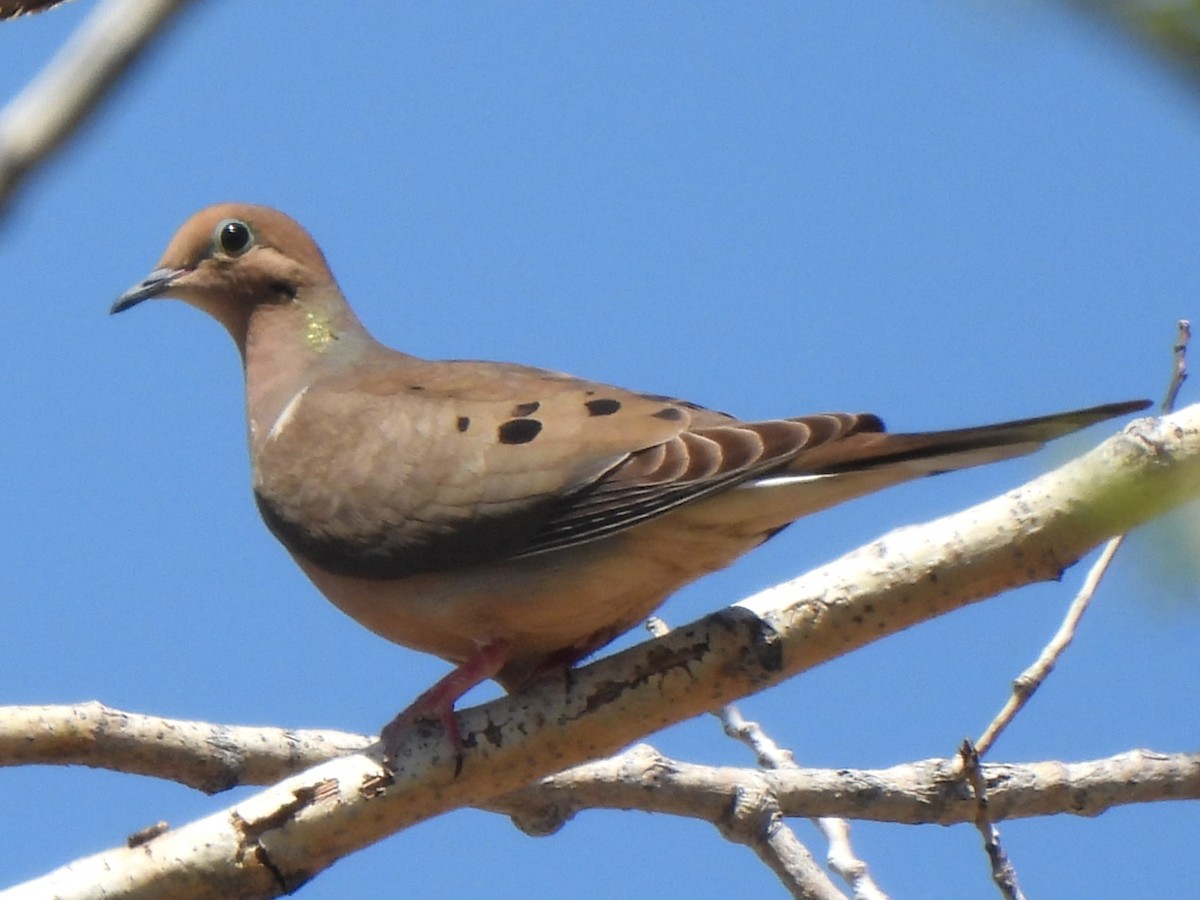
215, 219, 253, 256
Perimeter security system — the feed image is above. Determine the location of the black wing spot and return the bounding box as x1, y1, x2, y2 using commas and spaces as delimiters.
585, 398, 622, 416
651, 407, 684, 421
456, 416, 471, 432
498, 418, 543, 444
512, 401, 541, 416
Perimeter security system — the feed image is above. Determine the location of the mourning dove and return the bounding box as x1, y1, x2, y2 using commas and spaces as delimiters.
112, 203, 1149, 756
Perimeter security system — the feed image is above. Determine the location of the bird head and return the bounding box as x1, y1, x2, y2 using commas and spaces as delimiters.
112, 203, 339, 349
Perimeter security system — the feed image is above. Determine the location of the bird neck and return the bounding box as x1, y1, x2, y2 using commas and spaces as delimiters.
241, 294, 377, 456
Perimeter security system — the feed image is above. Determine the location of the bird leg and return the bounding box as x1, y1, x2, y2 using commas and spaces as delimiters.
380, 638, 511, 768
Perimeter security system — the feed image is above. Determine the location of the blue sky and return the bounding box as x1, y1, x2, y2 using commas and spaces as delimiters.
3, 3, 1198, 897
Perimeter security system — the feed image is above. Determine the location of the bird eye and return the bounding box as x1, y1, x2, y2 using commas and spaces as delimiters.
215, 219, 253, 256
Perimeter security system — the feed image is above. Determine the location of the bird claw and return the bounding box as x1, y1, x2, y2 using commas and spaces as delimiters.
379, 638, 511, 773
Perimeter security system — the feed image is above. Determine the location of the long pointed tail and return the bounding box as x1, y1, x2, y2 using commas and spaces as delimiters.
789, 399, 1152, 477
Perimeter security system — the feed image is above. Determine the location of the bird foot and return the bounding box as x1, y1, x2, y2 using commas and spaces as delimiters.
380, 638, 511, 772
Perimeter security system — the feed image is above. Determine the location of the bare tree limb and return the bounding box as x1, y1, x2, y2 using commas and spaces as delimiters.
0, 702, 372, 792
497, 744, 1200, 828
6, 706, 1195, 828
0, 0, 196, 216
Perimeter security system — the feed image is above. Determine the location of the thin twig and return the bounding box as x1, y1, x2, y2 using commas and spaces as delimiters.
961, 740, 1026, 900
973, 534, 1125, 757
975, 320, 1187, 759
1163, 319, 1190, 414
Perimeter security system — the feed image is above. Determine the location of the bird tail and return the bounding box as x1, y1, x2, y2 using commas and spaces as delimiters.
783, 398, 1152, 479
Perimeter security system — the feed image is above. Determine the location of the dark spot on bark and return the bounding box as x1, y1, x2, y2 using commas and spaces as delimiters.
585, 398, 622, 416
651, 407, 684, 421
511, 401, 540, 417
457, 416, 470, 432
498, 418, 543, 444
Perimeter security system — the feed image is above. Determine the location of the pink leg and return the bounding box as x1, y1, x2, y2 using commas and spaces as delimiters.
381, 638, 511, 766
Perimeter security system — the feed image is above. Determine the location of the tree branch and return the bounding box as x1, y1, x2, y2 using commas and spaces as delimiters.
0, 0, 195, 216
7, 705, 1193, 828
495, 743, 1200, 828
0, 702, 371, 793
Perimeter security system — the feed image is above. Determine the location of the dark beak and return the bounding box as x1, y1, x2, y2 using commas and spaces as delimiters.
111, 267, 187, 314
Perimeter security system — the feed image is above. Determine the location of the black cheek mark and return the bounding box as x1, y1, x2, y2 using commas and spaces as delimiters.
511, 401, 541, 416
652, 407, 685, 421
497, 418, 543, 444
585, 398, 622, 416
456, 416, 470, 432
268, 280, 298, 300
408, 385, 425, 391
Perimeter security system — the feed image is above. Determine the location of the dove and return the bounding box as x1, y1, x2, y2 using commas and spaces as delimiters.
112, 202, 1149, 756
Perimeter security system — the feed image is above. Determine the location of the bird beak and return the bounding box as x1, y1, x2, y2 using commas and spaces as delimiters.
111, 267, 188, 314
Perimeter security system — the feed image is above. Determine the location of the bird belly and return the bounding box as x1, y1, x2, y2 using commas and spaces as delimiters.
289, 508, 776, 684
